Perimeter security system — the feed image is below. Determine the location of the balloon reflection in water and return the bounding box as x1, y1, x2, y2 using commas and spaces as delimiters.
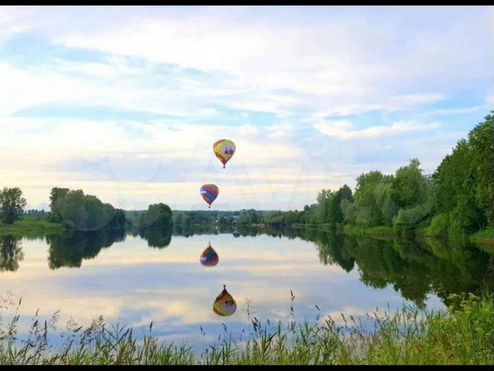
213, 285, 237, 317
200, 243, 219, 267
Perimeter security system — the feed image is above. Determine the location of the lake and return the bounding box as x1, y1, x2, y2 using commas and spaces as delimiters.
0, 225, 492, 354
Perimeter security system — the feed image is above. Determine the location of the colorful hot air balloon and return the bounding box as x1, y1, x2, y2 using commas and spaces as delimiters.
213, 285, 237, 317
213, 139, 236, 168
200, 184, 219, 208
200, 243, 219, 267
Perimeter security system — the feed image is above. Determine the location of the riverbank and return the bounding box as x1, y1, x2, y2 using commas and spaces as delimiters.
0, 217, 64, 237
0, 294, 491, 365
287, 223, 493, 249
469, 228, 494, 246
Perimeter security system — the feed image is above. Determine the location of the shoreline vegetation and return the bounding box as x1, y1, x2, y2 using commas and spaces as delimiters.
0, 219, 491, 247
0, 217, 64, 238
0, 293, 491, 365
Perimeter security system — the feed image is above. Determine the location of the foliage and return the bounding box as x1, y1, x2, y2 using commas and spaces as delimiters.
0, 217, 64, 238
0, 188, 26, 225
431, 112, 493, 234
48, 188, 115, 231
138, 203, 173, 229
48, 188, 131, 231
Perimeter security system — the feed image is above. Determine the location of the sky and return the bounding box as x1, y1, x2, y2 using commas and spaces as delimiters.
0, 6, 492, 211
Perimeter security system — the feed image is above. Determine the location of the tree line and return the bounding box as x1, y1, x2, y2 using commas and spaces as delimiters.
253, 112, 494, 237
48, 188, 173, 231
0, 186, 173, 232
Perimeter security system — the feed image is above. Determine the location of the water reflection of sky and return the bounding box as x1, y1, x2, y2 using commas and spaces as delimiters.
1, 233, 445, 353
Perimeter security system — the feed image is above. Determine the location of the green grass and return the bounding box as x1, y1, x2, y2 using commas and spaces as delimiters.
420, 226, 493, 253
0, 293, 491, 365
0, 217, 64, 237
469, 228, 494, 249
342, 224, 396, 238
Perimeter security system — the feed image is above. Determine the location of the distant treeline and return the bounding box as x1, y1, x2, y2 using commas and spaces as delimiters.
48, 188, 172, 231
172, 210, 260, 226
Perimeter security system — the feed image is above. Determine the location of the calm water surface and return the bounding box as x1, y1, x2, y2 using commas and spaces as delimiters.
0, 226, 491, 353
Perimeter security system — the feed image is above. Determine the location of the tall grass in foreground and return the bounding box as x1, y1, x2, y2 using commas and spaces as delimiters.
0, 293, 492, 365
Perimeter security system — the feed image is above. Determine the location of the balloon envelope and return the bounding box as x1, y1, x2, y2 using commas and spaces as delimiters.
200, 244, 219, 267
200, 184, 219, 207
213, 286, 237, 317
213, 139, 236, 168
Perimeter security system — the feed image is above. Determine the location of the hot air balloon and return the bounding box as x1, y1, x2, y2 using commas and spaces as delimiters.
200, 242, 219, 267
213, 285, 237, 317
233, 228, 240, 238
200, 184, 219, 208
213, 139, 236, 168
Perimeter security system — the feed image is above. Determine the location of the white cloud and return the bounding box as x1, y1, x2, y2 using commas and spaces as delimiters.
50, 7, 491, 112
314, 120, 439, 140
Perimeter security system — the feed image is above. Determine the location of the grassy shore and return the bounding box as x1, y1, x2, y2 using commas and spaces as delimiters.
469, 228, 494, 247
292, 223, 493, 248
341, 224, 396, 237
0, 217, 64, 237
0, 294, 491, 365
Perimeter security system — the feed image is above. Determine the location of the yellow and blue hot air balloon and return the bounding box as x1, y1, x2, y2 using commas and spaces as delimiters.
213, 285, 237, 317
213, 139, 236, 169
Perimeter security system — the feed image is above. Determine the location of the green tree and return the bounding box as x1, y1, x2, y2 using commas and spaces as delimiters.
109, 209, 126, 229
375, 183, 398, 226
53, 189, 117, 231
353, 171, 393, 226
0, 187, 27, 224
391, 159, 428, 208
49, 187, 69, 222
468, 113, 493, 228
329, 185, 354, 226
431, 113, 493, 234
139, 203, 173, 228
341, 199, 357, 224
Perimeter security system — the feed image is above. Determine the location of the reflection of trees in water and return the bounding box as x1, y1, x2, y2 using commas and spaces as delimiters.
290, 228, 493, 307
47, 228, 126, 269
172, 224, 218, 237
172, 223, 255, 237
204, 224, 492, 307
14, 220, 492, 307
0, 235, 23, 272
28, 225, 173, 270
132, 227, 172, 249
